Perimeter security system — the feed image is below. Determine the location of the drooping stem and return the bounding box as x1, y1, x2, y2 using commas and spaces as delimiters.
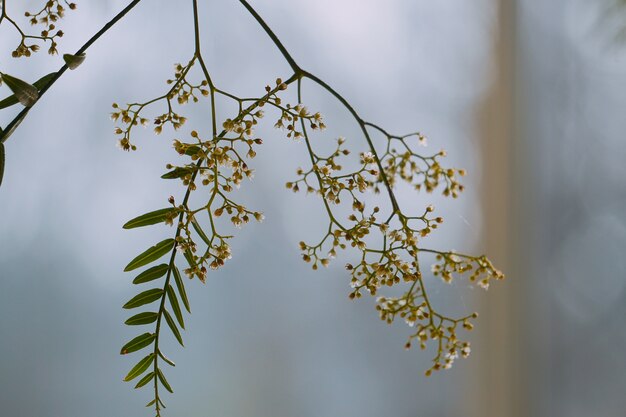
237, 0, 301, 74
237, 0, 400, 216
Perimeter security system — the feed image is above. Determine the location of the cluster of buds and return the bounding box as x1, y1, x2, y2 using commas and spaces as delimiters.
112, 59, 205, 150
376, 295, 427, 326
167, 62, 209, 105
286, 137, 347, 193
116, 74, 315, 296
430, 252, 505, 290
299, 206, 379, 271
347, 250, 416, 298
376, 291, 477, 375
273, 103, 324, 139
179, 236, 232, 283
411, 320, 474, 376
10, 0, 76, 57
285, 118, 504, 374
269, 80, 325, 139
25, 0, 76, 26
111, 103, 149, 151
154, 112, 187, 134
158, 83, 301, 283
286, 138, 379, 206
214, 200, 263, 228
11, 42, 41, 58
168, 129, 258, 191
379, 136, 466, 197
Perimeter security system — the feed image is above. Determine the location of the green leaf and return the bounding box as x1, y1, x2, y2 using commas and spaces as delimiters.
157, 368, 173, 393
124, 239, 175, 272
133, 264, 169, 284
172, 266, 190, 313
161, 167, 192, 179
163, 309, 184, 347
191, 218, 211, 246
183, 249, 195, 268
123, 288, 163, 309
185, 145, 201, 156
158, 349, 175, 367
0, 95, 17, 110
120, 333, 155, 355
34, 72, 57, 89
0, 72, 55, 110
145, 399, 157, 407
0, 142, 5, 188
134, 371, 155, 389
125, 312, 158, 326
0, 73, 38, 107
123, 208, 177, 229
166, 285, 184, 329
123, 353, 155, 382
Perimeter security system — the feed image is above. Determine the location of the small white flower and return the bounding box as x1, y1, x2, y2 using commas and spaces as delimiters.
361, 151, 375, 164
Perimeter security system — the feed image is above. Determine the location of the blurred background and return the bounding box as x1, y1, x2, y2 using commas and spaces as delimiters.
1, 1, 625, 416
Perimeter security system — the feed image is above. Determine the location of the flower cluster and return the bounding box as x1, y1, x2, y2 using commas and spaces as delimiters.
270, 81, 325, 139
430, 251, 504, 290
288, 118, 504, 375
166, 62, 209, 105
164, 125, 264, 282
25, 0, 75, 28
1, 1, 76, 57
373, 129, 466, 197
115, 74, 310, 288
286, 138, 380, 207
111, 60, 202, 151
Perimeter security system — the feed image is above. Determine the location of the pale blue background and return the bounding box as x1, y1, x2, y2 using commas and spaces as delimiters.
1, 1, 625, 417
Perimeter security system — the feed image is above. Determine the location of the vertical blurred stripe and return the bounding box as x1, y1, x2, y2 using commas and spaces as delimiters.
465, 1, 525, 416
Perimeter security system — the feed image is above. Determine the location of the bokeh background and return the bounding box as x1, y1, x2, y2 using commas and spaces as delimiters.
1, 1, 625, 416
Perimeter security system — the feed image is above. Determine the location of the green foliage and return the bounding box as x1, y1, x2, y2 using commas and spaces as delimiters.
123, 288, 163, 309
121, 333, 156, 355
132, 264, 169, 284
125, 312, 159, 326
0, 72, 55, 110
123, 208, 178, 229
123, 239, 175, 272
0, 73, 38, 107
